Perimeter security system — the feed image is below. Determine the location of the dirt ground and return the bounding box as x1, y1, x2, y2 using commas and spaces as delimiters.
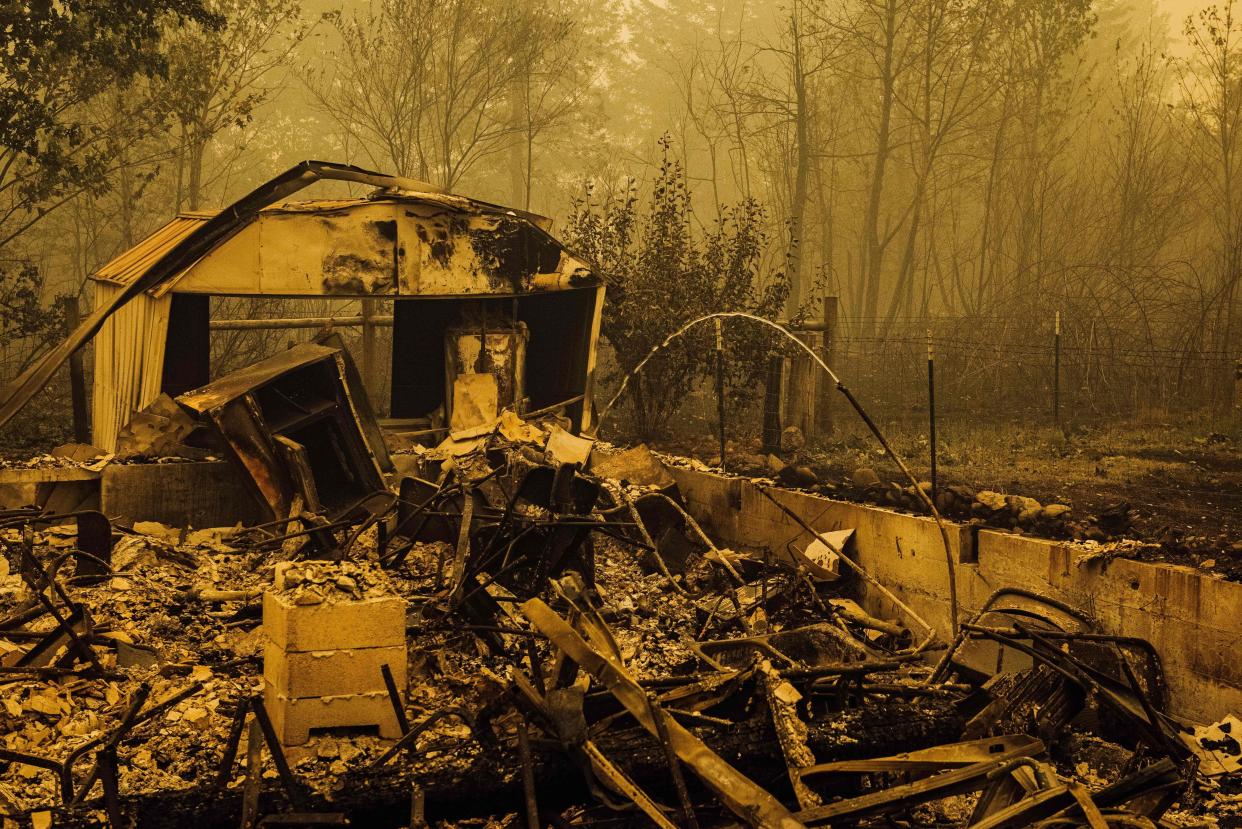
647, 412, 1242, 580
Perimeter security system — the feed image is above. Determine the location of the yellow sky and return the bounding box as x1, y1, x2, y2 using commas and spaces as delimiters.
1160, 0, 1211, 53
1162, 0, 1209, 32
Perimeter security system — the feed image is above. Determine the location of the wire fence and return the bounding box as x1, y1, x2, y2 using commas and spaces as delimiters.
829, 315, 1237, 431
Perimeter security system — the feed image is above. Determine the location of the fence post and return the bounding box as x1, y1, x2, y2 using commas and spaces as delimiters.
64, 296, 90, 444
1234, 357, 1242, 414
714, 318, 726, 470
761, 355, 784, 454
816, 296, 838, 436
1053, 310, 1061, 428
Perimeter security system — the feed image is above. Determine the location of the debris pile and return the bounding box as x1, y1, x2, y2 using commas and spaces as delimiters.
0, 346, 1227, 828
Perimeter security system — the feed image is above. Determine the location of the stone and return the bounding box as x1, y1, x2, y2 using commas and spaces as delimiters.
263, 683, 403, 746
948, 484, 976, 502
1005, 495, 1041, 515
1041, 504, 1071, 520
1017, 507, 1042, 526
182, 706, 211, 731
974, 490, 1007, 512
777, 465, 818, 488
850, 467, 881, 489
791, 465, 819, 487
779, 425, 806, 454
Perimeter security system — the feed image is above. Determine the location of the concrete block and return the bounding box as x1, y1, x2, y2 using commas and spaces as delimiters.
264, 642, 406, 700
262, 592, 405, 653
263, 682, 403, 746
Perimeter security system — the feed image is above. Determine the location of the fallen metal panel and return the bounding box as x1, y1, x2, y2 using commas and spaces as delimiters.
177, 344, 339, 415
178, 342, 387, 521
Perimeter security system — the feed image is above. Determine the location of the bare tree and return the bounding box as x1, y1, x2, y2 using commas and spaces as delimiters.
162, 0, 307, 211
309, 0, 579, 192
1182, 0, 1242, 383
878, 0, 1001, 335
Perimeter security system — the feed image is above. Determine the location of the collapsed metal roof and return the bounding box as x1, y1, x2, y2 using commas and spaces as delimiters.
91, 213, 217, 288
0, 161, 597, 431
89, 194, 587, 297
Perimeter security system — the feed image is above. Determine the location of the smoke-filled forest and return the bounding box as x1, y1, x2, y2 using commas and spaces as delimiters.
2, 0, 1241, 444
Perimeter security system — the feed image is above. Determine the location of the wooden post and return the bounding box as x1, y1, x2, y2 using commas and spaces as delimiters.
1053, 311, 1061, 428
785, 329, 817, 443
815, 297, 838, 436
64, 296, 90, 444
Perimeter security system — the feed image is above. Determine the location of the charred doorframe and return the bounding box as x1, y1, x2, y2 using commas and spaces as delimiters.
390, 286, 604, 431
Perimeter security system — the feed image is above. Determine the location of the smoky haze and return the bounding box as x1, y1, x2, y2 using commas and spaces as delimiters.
4, 0, 1242, 445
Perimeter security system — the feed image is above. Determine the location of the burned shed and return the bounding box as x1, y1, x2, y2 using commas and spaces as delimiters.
86, 177, 602, 451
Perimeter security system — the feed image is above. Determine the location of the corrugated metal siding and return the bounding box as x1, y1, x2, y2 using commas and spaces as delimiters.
91, 282, 172, 451
92, 213, 215, 288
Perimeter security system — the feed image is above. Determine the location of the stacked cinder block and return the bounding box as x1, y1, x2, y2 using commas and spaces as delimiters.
262, 566, 406, 745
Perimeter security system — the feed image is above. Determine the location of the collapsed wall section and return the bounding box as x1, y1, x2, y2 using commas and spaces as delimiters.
668, 465, 1242, 724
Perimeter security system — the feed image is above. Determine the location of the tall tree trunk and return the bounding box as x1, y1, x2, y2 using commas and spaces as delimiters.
187, 138, 205, 212
976, 99, 1010, 315
785, 4, 810, 319
860, 0, 899, 336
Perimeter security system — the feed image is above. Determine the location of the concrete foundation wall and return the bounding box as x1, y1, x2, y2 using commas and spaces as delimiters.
100, 462, 265, 527
0, 462, 263, 528
669, 466, 1242, 724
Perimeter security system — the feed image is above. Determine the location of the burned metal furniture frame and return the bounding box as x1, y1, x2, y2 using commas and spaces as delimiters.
0, 509, 116, 680
0, 682, 204, 825
177, 343, 388, 524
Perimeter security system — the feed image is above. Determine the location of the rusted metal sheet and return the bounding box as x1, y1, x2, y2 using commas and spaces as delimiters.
91, 213, 216, 288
